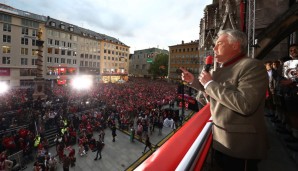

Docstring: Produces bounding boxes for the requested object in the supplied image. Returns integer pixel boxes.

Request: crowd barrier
[7,150,27,170]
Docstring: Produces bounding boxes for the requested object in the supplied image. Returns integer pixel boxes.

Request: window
[61,58,65,63]
[32,39,37,46]
[47,57,52,63]
[32,29,37,36]
[3,23,11,32]
[22,27,29,35]
[68,42,71,48]
[60,24,65,29]
[69,26,74,32]
[20,69,36,76]
[21,38,29,45]
[54,58,59,63]
[67,59,71,64]
[55,48,59,54]
[73,51,77,56]
[2,46,10,53]
[80,54,84,58]
[47,29,52,36]
[61,50,66,55]
[85,54,88,59]
[48,39,53,45]
[21,58,28,65]
[2,56,10,64]
[73,59,76,64]
[85,61,88,66]
[21,19,38,28]
[3,35,11,43]
[89,62,92,67]
[32,58,37,65]
[80,61,84,66]
[0,13,12,22]
[53,31,59,37]
[21,48,29,55]
[48,48,53,54]
[55,40,59,46]
[61,41,66,47]
[97,56,100,60]
[67,51,71,56]
[50,21,56,27]
[89,55,92,59]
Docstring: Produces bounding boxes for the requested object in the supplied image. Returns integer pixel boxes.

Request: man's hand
[180,67,194,84]
[199,71,213,87]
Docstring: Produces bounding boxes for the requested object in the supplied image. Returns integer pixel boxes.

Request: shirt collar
[222,53,245,67]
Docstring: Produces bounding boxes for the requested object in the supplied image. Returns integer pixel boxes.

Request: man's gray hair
[217,29,248,55]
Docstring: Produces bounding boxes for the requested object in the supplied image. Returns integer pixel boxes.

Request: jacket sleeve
[189,78,204,92]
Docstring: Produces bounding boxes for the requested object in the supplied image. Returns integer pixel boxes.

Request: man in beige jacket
[181,29,269,171]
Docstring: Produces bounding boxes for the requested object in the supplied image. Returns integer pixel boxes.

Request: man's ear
[232,42,240,50]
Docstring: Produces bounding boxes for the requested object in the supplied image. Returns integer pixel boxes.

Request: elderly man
[181,29,269,171]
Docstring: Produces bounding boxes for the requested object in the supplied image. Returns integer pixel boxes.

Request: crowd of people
[264,44,298,151]
[0,77,181,171]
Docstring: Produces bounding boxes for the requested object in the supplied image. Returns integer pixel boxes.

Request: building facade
[0,4,130,87]
[129,47,168,77]
[168,40,200,81]
[199,0,291,60]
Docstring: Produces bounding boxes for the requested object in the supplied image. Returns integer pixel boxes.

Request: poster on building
[0,68,10,76]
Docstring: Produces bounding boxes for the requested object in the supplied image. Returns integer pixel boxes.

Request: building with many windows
[0,3,130,87]
[168,40,200,82]
[129,47,168,77]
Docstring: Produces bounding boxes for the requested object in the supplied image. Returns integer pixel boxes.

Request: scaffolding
[247,0,256,58]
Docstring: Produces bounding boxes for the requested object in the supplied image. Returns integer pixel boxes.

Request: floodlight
[71,76,93,90]
[0,82,9,94]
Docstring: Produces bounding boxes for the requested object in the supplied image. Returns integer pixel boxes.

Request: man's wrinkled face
[213,34,239,63]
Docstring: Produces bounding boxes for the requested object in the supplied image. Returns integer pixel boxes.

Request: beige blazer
[192,57,269,159]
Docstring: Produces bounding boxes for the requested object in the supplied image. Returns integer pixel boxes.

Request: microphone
[204,55,213,72]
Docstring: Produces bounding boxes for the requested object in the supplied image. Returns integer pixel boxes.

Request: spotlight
[0,82,9,94]
[71,75,93,90]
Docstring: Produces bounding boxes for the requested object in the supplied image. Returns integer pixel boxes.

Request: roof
[0,3,47,22]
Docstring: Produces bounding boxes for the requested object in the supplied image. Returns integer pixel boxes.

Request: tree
[148,53,169,78]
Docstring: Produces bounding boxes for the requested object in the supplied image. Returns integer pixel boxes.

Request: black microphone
[204,55,213,72]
